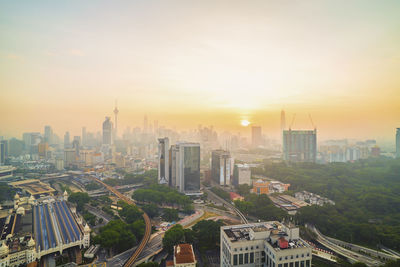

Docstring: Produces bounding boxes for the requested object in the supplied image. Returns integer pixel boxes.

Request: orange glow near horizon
[0,1,400,144]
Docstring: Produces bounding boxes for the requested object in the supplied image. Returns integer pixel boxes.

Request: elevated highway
[90,177,151,267]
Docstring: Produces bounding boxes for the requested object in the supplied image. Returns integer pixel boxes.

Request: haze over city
[1,0,400,145]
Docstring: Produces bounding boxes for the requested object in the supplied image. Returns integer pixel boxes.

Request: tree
[68,192,90,212]
[162,224,185,253]
[192,220,224,251]
[137,262,159,267]
[142,203,159,218]
[118,201,143,224]
[162,208,179,222]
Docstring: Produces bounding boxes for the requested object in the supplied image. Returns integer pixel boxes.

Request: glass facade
[283,130,317,163]
[183,146,200,192]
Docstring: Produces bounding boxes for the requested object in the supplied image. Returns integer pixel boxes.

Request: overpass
[89,177,151,267]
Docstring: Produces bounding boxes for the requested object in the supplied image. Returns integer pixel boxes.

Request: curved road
[90,176,151,267]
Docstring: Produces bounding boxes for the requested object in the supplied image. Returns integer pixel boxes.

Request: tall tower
[113,100,119,140]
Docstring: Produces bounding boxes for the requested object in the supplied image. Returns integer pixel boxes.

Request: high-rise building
[211,150,232,186]
[113,101,119,141]
[220,221,312,267]
[283,129,317,163]
[0,140,8,165]
[72,136,80,156]
[171,142,200,194]
[82,127,87,147]
[22,132,41,154]
[396,128,400,158]
[44,125,53,144]
[158,138,170,184]
[38,143,49,158]
[233,164,251,186]
[251,126,262,148]
[64,131,70,149]
[102,117,112,145]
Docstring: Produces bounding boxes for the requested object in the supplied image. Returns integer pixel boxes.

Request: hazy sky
[1,0,400,143]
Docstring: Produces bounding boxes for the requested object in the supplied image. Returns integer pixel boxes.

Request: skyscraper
[251,126,262,148]
[102,117,112,145]
[396,128,400,158]
[283,129,317,163]
[82,127,87,147]
[44,125,53,144]
[113,100,119,141]
[170,142,200,194]
[158,137,170,184]
[211,150,232,186]
[0,140,8,165]
[64,131,70,149]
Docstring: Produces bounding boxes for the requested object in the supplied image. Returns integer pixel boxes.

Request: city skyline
[1,1,400,144]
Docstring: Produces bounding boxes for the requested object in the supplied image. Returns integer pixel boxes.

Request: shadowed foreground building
[221,221,311,267]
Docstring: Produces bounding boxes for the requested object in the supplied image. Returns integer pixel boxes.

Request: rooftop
[174,243,196,264]
[223,222,309,251]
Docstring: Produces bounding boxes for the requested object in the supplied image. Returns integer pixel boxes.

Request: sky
[1,0,400,144]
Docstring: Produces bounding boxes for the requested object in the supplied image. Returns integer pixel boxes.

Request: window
[234,248,237,252]
[233,254,238,265]
[301,261,305,267]
[285,256,288,260]
[296,254,299,258]
[250,252,254,263]
[284,264,288,267]
[256,246,259,249]
[306,260,310,267]
[302,254,304,258]
[251,246,254,250]
[290,263,294,267]
[245,253,249,264]
[307,253,310,257]
[239,254,243,265]
[291,255,293,259]
[295,262,299,267]
[279,257,282,261]
[245,247,248,251]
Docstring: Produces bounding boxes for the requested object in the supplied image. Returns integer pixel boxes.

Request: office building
[283,129,317,163]
[44,125,53,144]
[72,136,80,156]
[396,128,400,158]
[64,131,70,149]
[64,149,77,168]
[22,132,41,154]
[233,164,251,186]
[102,117,112,145]
[82,127,87,147]
[221,221,311,267]
[0,166,15,180]
[170,142,200,194]
[38,142,49,158]
[211,150,232,186]
[169,145,179,188]
[0,140,8,165]
[158,138,170,184]
[252,126,262,148]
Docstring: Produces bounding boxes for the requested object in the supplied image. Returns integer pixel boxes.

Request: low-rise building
[252,179,270,195]
[233,164,251,186]
[221,221,312,267]
[167,243,197,267]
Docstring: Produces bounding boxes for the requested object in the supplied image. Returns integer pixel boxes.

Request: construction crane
[289,114,296,129]
[308,113,316,129]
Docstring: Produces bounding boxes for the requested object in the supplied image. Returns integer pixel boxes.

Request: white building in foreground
[221,221,311,267]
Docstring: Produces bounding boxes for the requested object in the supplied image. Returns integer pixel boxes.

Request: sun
[241,120,250,127]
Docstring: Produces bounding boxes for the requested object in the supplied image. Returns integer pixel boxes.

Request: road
[309,225,383,266]
[90,176,152,267]
[204,188,248,224]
